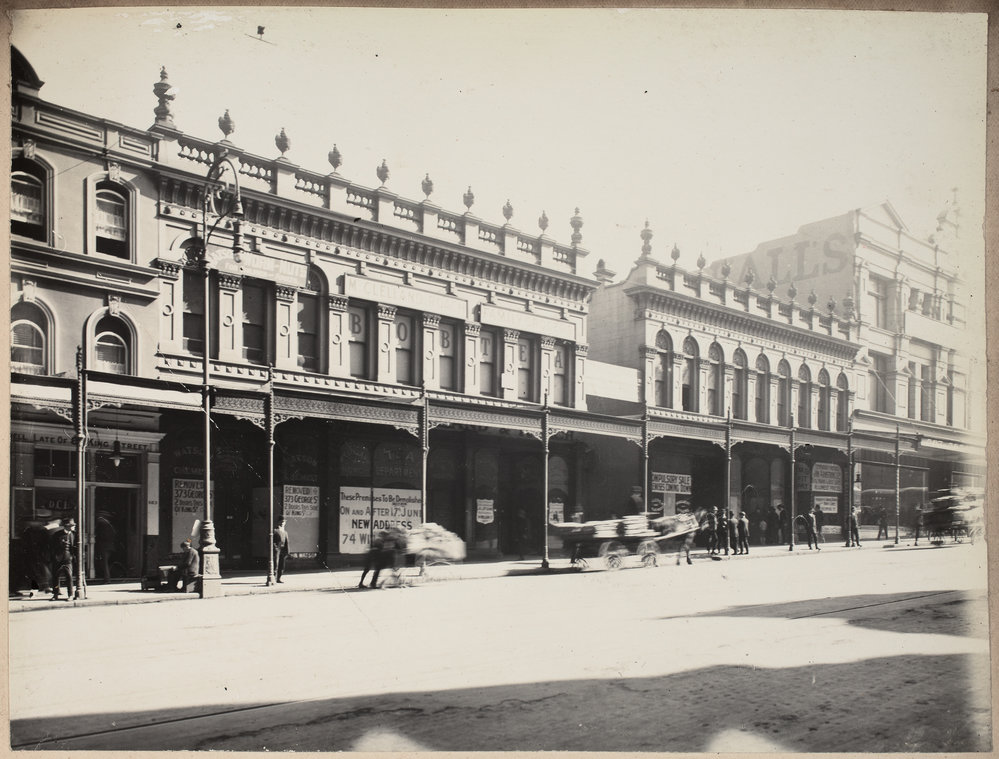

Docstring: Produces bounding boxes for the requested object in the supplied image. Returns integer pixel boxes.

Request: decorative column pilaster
[376,304,397,384]
[326,295,349,377]
[671,354,684,411]
[500,328,520,400]
[769,375,780,425]
[573,343,588,410]
[274,285,297,370]
[463,322,481,394]
[156,261,182,353]
[217,273,242,363]
[640,346,657,407]
[421,313,442,391]
[697,357,709,413]
[723,365,736,421]
[540,336,557,403]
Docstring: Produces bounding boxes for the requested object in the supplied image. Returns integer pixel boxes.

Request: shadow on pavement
[677,589,988,638]
[13,653,990,753]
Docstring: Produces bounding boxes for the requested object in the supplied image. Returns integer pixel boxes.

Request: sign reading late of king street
[705,212,856,308]
[206,247,309,288]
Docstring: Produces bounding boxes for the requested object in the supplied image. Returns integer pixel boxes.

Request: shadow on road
[13,651,990,753]
[674,589,988,638]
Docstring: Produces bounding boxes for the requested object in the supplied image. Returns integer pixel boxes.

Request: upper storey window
[868,275,890,330]
[297,268,325,373]
[654,330,673,409]
[11,159,46,241]
[10,302,48,375]
[681,337,699,412]
[94,315,130,374]
[732,349,748,420]
[95,183,129,258]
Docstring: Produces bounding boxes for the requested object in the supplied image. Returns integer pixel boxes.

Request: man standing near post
[50,517,77,601]
[273,517,290,583]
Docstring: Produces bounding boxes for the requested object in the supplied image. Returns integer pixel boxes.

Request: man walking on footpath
[736,512,750,555]
[847,506,862,547]
[50,517,77,601]
[812,504,825,544]
[273,517,290,583]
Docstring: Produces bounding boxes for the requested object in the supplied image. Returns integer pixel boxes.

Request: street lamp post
[788,413,796,551]
[895,424,902,545]
[541,392,551,570]
[73,346,87,600]
[195,150,244,598]
[724,410,732,556]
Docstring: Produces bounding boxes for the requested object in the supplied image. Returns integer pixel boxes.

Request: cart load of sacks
[404,522,467,561]
[551,512,699,540]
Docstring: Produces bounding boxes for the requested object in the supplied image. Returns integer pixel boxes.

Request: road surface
[9,541,991,752]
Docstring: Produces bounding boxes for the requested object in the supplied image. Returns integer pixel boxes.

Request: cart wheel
[598,540,626,570]
[638,539,660,568]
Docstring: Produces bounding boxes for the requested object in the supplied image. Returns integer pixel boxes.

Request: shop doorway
[93,486,141,579]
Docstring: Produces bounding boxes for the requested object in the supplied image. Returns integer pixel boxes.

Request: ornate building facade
[586,204,985,541]
[9,48,622,582]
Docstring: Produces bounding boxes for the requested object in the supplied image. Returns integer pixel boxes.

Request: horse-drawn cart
[552,512,701,570]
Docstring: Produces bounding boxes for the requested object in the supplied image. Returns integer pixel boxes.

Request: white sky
[11,7,988,282]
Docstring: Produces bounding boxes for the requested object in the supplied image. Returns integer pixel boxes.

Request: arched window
[817,368,831,431]
[777,359,791,426]
[11,158,46,241]
[682,336,699,412]
[836,373,850,431]
[654,330,673,408]
[95,182,129,258]
[94,314,130,374]
[10,301,47,375]
[797,364,812,428]
[754,354,770,424]
[707,343,724,416]
[297,267,325,373]
[732,349,748,420]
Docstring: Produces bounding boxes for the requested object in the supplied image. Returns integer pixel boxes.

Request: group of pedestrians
[703,507,751,555]
[701,503,839,555]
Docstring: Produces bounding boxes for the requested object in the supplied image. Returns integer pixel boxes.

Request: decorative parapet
[644,261,855,341]
[167,122,583,275]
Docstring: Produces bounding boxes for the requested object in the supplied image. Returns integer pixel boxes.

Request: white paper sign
[339,487,423,554]
[651,472,692,494]
[548,502,564,524]
[339,486,373,554]
[476,498,495,525]
[372,488,422,533]
[172,478,213,549]
[811,463,843,493]
[814,495,839,513]
[283,485,320,556]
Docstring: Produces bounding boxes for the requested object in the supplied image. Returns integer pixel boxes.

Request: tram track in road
[787,589,963,620]
[11,698,296,750]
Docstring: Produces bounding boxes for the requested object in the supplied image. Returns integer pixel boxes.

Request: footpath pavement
[8,527,925,613]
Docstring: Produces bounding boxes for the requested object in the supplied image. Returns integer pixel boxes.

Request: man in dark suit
[273,517,290,583]
[50,517,77,601]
